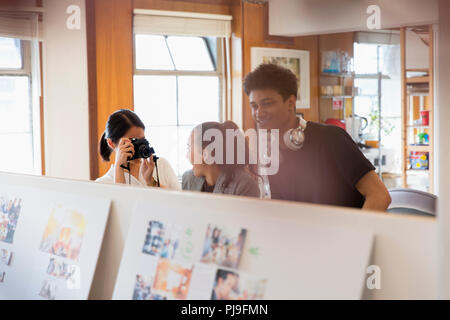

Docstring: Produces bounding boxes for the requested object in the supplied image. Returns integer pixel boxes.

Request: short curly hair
[243,63,298,100]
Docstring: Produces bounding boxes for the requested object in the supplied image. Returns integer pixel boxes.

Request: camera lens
[139,144,152,159]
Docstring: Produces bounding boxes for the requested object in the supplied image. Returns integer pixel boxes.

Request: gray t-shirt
[182,169,260,198]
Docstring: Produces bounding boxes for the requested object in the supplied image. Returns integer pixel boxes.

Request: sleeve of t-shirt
[325,126,376,188]
[235,175,261,198]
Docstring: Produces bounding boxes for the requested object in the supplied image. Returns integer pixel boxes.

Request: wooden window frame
[0,39,44,175]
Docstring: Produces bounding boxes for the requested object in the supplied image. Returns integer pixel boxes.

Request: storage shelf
[320,72,354,78]
[406,76,429,84]
[320,95,354,99]
[354,73,390,80]
[401,25,434,193]
[407,92,430,97]
[407,169,430,174]
[406,68,429,73]
[407,124,430,129]
[407,145,431,152]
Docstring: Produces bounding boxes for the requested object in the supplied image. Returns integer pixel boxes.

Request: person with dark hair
[182,121,260,198]
[96,109,180,189]
[243,63,391,211]
[211,270,238,300]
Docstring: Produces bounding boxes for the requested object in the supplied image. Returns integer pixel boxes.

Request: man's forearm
[363,193,391,212]
[356,170,392,212]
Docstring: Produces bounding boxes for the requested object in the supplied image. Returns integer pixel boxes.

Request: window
[354,42,401,173]
[0,37,41,175]
[133,34,223,177]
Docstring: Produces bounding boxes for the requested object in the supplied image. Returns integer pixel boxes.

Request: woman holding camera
[182,121,260,198]
[96,109,180,190]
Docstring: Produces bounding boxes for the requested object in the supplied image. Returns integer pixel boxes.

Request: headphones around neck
[283,116,307,151]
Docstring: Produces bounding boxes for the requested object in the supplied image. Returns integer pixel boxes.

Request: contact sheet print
[0,184,110,300]
[113,202,268,301]
[0,196,21,286]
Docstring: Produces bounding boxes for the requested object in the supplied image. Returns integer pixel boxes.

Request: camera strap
[154,157,160,187]
[120,162,132,184]
[120,158,160,187]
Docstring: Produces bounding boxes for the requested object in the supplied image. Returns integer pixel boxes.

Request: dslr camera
[129,138,158,161]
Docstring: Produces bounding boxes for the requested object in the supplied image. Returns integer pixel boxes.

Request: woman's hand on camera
[115,138,134,168]
[140,155,156,186]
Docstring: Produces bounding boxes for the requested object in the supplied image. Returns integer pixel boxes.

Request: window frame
[132,33,226,177]
[0,39,30,74]
[353,41,402,175]
[133,34,225,122]
[0,39,42,175]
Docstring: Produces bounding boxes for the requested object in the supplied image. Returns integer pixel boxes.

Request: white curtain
[133,9,232,37]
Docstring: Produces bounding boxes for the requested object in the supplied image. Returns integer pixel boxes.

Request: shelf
[407,169,430,174]
[406,76,429,84]
[382,172,402,179]
[407,124,430,129]
[320,95,354,99]
[356,94,383,98]
[354,73,391,80]
[406,68,429,73]
[320,72,354,78]
[401,25,434,193]
[407,145,431,152]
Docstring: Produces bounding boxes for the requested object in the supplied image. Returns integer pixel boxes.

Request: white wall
[269,0,438,36]
[42,0,90,180]
[437,0,450,299]
[406,29,429,69]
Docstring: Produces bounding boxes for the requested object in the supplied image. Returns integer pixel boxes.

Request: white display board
[0,172,438,299]
[0,183,110,300]
[113,200,373,300]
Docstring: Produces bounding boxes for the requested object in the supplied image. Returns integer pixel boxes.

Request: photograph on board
[46,257,78,281]
[39,206,87,261]
[0,197,22,244]
[142,220,181,259]
[151,258,193,300]
[201,225,247,269]
[132,274,166,300]
[0,248,13,266]
[211,269,267,300]
[142,220,194,262]
[38,279,57,300]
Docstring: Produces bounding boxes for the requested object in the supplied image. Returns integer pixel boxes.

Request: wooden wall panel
[133,0,231,14]
[87,0,134,179]
[241,2,320,130]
